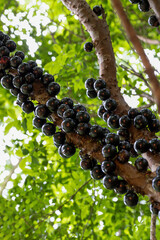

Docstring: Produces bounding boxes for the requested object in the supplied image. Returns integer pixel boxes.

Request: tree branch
[148,0,160,23]
[138,35,160,45]
[150,213,157,240]
[111,0,160,113]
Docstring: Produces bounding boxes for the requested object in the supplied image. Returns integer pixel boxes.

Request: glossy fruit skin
[63,109,76,119]
[10,56,22,68]
[0,46,10,57]
[124,191,138,207]
[156,166,160,176]
[25,73,35,84]
[103,98,117,112]
[17,92,28,103]
[80,157,97,170]
[90,165,105,180]
[118,141,131,151]
[42,123,56,136]
[149,138,160,152]
[140,108,152,120]
[61,118,76,133]
[134,138,149,154]
[53,132,66,146]
[94,79,106,91]
[93,5,102,16]
[119,115,131,128]
[97,88,111,101]
[130,144,138,158]
[13,76,25,89]
[0,56,10,69]
[115,180,127,194]
[15,51,25,60]
[47,82,60,96]
[61,143,76,158]
[58,145,67,158]
[5,40,16,52]
[107,115,120,129]
[89,125,103,138]
[138,0,150,12]
[86,89,97,98]
[150,204,159,215]
[85,78,96,90]
[76,122,90,135]
[152,177,160,192]
[57,104,70,118]
[42,73,54,85]
[105,133,119,146]
[118,150,130,163]
[102,144,117,158]
[28,60,37,69]
[18,62,30,75]
[21,101,34,114]
[61,97,74,108]
[76,111,90,123]
[134,115,147,129]
[128,108,139,119]
[46,97,60,112]
[35,104,50,119]
[103,174,118,189]
[148,15,160,27]
[1,74,13,89]
[20,83,33,95]
[97,105,106,118]
[33,117,46,129]
[101,160,116,174]
[129,0,140,3]
[117,128,129,140]
[148,119,160,132]
[10,88,20,97]
[135,157,148,172]
[32,66,43,78]
[73,104,86,113]
[84,42,93,52]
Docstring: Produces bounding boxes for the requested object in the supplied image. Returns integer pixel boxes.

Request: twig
[138,36,160,45]
[111,0,160,113]
[150,213,157,240]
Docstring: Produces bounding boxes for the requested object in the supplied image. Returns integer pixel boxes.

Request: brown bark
[111,0,160,114]
[148,0,160,23]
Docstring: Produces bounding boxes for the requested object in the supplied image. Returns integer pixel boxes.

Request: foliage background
[0,0,160,239]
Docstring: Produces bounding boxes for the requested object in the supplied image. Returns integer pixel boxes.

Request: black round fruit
[134,115,147,129]
[20,83,33,95]
[10,88,20,97]
[134,138,149,154]
[18,62,30,75]
[15,51,25,60]
[102,144,117,158]
[138,0,150,12]
[76,122,90,135]
[118,141,131,151]
[32,66,43,78]
[73,104,86,113]
[93,5,102,16]
[152,177,160,192]
[128,108,139,119]
[149,138,160,153]
[86,89,97,98]
[61,118,76,133]
[90,165,105,180]
[25,73,35,84]
[97,105,106,118]
[57,104,70,118]
[89,125,103,138]
[156,166,160,176]
[1,74,13,89]
[42,123,56,136]
[41,74,54,85]
[103,174,118,189]
[61,97,74,108]
[61,143,76,158]
[97,88,110,101]
[105,133,119,146]
[10,56,22,68]
[13,76,25,89]
[119,115,131,128]
[140,108,152,121]
[85,78,96,90]
[63,109,76,119]
[21,101,34,114]
[107,114,120,129]
[94,79,106,91]
[148,15,160,27]
[0,46,10,57]
[135,157,148,172]
[27,60,37,69]
[17,92,28,103]
[53,132,66,146]
[35,104,50,119]
[118,150,130,163]
[5,40,16,52]
[76,111,90,123]
[124,191,138,207]
[117,128,129,140]
[84,42,93,52]
[102,111,111,122]
[148,119,160,132]
[46,97,60,112]
[47,82,60,96]
[33,117,46,129]
[80,157,97,170]
[0,56,10,69]
[129,0,140,3]
[115,180,127,194]
[101,160,116,174]
[103,98,117,112]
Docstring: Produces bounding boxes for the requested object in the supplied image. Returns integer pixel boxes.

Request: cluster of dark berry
[129,0,160,27]
[0,30,160,213]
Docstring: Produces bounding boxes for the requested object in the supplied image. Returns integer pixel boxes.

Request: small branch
[138,36,160,45]
[150,213,157,240]
[111,0,160,113]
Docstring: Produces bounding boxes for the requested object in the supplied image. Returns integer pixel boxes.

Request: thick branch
[148,0,160,23]
[150,214,157,240]
[111,0,160,113]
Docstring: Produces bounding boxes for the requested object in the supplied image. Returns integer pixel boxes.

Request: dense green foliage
[0,0,160,239]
